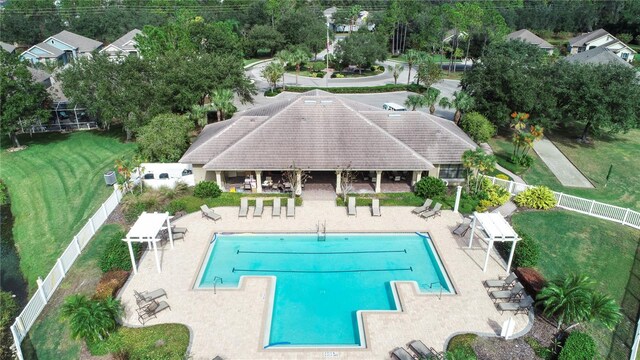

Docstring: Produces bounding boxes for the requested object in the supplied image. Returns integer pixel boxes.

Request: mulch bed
[471,312,558,360]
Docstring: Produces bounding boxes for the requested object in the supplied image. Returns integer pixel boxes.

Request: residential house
[20,30,103,65]
[324,7,374,33]
[564,47,632,68]
[568,28,636,63]
[100,29,142,60]
[442,29,468,44]
[180,90,477,194]
[0,41,16,54]
[506,29,554,55]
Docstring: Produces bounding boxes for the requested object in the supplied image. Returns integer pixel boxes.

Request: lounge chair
[490,283,524,302]
[497,296,535,315]
[254,198,264,217]
[348,197,357,216]
[286,198,295,218]
[137,300,171,325]
[391,347,413,360]
[272,197,281,217]
[408,340,442,359]
[420,203,442,219]
[239,198,248,218]
[412,199,433,214]
[200,205,221,222]
[171,226,188,234]
[452,218,472,236]
[484,272,518,290]
[371,199,381,216]
[133,288,167,306]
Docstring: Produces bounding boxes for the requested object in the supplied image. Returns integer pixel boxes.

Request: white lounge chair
[490,283,524,303]
[391,347,413,360]
[347,197,356,216]
[484,272,518,290]
[420,203,442,219]
[239,198,248,218]
[254,198,264,217]
[497,296,535,314]
[272,197,281,217]
[286,198,295,217]
[371,199,381,216]
[453,217,472,236]
[200,205,221,222]
[408,340,441,359]
[412,199,433,214]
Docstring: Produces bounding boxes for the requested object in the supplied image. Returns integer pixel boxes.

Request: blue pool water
[197,233,453,347]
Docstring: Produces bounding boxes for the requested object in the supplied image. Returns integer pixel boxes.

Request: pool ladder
[317,221,327,241]
[213,276,223,295]
[426,282,443,300]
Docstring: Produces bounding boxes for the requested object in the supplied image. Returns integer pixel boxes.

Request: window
[588,45,596,50]
[621,53,629,60]
[439,164,464,179]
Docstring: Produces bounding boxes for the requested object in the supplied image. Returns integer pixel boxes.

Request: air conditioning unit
[104,171,117,186]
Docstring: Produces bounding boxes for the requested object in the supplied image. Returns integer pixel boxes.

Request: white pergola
[123,212,173,274]
[467,212,520,273]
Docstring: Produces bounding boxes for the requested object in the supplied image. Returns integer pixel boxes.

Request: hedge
[266,84,429,96]
[99,229,141,273]
[558,331,596,360]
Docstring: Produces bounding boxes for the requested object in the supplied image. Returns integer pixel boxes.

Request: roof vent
[304,100,317,104]
[320,100,333,104]
[388,114,402,117]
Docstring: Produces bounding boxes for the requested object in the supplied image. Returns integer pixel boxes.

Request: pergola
[467,212,520,273]
[123,212,173,274]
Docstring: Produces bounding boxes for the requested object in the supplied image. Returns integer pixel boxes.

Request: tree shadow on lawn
[3,132,71,150]
[546,125,631,149]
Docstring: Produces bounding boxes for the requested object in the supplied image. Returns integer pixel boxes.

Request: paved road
[532,137,593,188]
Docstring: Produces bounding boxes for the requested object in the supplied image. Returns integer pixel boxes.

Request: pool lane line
[232,267,413,273]
[236,249,407,255]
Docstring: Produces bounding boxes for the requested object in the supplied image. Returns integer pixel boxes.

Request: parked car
[382,103,407,111]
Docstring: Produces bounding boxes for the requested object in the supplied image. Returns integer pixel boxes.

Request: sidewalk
[532,137,593,188]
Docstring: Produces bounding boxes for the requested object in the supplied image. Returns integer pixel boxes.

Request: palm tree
[275,49,292,90]
[404,94,427,111]
[210,88,236,122]
[289,47,310,85]
[405,49,419,84]
[438,90,475,124]
[261,61,285,92]
[424,87,440,115]
[61,294,123,342]
[348,5,363,34]
[188,104,214,128]
[387,63,404,84]
[412,51,431,86]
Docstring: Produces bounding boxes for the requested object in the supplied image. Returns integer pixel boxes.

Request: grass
[334,191,479,215]
[394,53,448,63]
[447,333,478,358]
[178,192,302,212]
[27,224,190,359]
[487,129,640,209]
[511,210,640,356]
[0,131,136,292]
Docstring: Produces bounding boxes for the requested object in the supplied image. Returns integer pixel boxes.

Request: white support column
[215,171,224,191]
[411,171,422,186]
[127,240,137,274]
[152,239,161,273]
[506,240,517,274]
[166,214,173,249]
[375,171,382,193]
[256,171,262,193]
[335,171,342,194]
[483,240,494,272]
[453,185,462,213]
[295,170,302,195]
[468,215,477,248]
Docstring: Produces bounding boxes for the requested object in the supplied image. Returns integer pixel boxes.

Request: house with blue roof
[20,30,103,65]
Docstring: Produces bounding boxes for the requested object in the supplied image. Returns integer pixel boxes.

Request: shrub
[123,201,145,224]
[511,154,534,168]
[497,232,540,268]
[514,186,557,210]
[414,176,446,199]
[166,199,187,215]
[336,73,345,78]
[460,112,496,143]
[94,270,130,300]
[137,113,194,162]
[99,229,141,273]
[284,84,429,94]
[558,332,596,360]
[0,291,18,357]
[61,295,123,343]
[193,181,221,199]
[496,174,510,181]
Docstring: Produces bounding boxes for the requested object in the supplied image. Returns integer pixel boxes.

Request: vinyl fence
[10,187,122,360]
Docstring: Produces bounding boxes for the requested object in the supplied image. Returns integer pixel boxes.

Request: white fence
[485,175,640,230]
[10,187,122,360]
[632,318,640,360]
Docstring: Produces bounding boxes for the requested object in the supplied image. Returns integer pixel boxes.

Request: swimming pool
[196,232,453,348]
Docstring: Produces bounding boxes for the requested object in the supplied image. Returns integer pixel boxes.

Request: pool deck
[119,200,530,359]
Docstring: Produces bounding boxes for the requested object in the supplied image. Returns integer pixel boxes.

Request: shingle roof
[30,42,65,57]
[27,67,51,84]
[564,47,632,67]
[506,29,553,49]
[0,41,16,53]
[180,91,477,171]
[110,29,142,52]
[50,30,102,53]
[568,28,609,47]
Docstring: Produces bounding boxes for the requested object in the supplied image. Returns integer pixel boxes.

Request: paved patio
[119,200,530,360]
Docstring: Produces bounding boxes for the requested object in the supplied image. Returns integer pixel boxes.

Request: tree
[338,167,356,202]
[537,274,622,331]
[334,30,387,73]
[460,112,496,143]
[275,50,292,90]
[347,5,363,34]
[262,61,285,92]
[404,95,427,111]
[282,163,311,197]
[61,294,123,342]
[510,112,544,166]
[288,47,311,85]
[461,148,496,194]
[439,91,475,124]
[245,25,285,57]
[404,49,420,85]
[188,104,214,128]
[387,63,404,84]
[0,51,51,147]
[210,88,236,122]
[423,87,441,115]
[0,0,63,45]
[414,56,443,88]
[137,114,194,163]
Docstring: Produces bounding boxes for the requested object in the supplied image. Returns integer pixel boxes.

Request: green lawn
[512,210,640,356]
[487,129,640,209]
[0,131,136,292]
